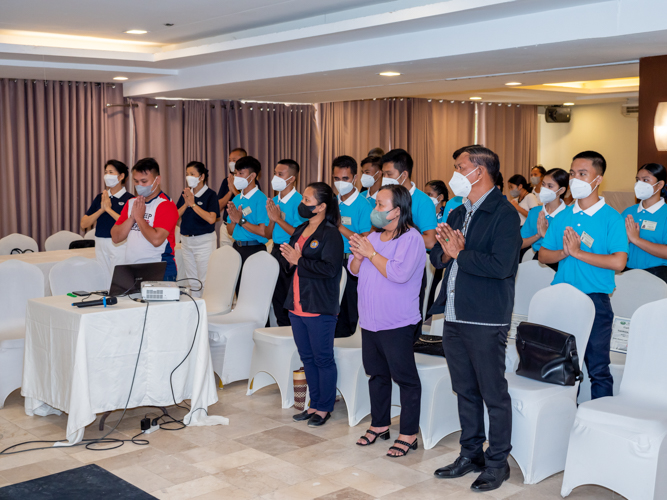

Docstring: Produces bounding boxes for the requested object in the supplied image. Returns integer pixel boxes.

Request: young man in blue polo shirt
[218,148,247,247]
[226,156,270,294]
[540,151,628,400]
[266,159,307,326]
[359,155,383,208]
[334,155,373,337]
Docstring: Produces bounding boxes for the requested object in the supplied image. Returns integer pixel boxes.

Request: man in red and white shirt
[111,157,179,280]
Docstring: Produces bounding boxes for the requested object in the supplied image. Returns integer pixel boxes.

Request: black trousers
[270,245,291,327]
[362,324,422,435]
[335,264,358,338]
[232,241,266,295]
[443,321,512,469]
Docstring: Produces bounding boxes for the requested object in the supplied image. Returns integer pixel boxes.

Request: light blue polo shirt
[542,198,628,295]
[272,189,306,245]
[227,186,270,243]
[339,189,373,254]
[621,199,667,269]
[364,189,377,209]
[521,201,567,251]
[410,184,438,234]
[443,196,464,221]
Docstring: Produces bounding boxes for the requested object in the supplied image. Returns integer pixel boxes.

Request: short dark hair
[508,174,530,192]
[278,159,300,176]
[186,160,208,183]
[545,168,570,199]
[425,180,449,203]
[360,156,382,169]
[307,182,341,226]
[573,150,606,175]
[381,149,413,178]
[105,159,129,183]
[235,156,261,176]
[132,157,160,176]
[368,147,385,157]
[379,184,418,238]
[231,148,247,157]
[332,155,358,175]
[531,165,547,176]
[453,144,483,160]
[458,145,500,179]
[495,171,504,192]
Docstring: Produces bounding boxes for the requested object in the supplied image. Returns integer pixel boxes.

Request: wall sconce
[654,102,667,151]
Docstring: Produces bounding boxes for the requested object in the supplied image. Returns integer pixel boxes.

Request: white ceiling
[1,0,666,105]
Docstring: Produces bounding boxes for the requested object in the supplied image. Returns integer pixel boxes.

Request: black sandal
[356,429,390,446]
[387,438,418,457]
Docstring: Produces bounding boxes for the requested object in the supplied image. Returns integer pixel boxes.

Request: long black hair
[307,182,341,226]
[425,180,449,203]
[638,163,667,199]
[186,161,208,183]
[508,174,531,193]
[544,168,569,199]
[378,184,418,239]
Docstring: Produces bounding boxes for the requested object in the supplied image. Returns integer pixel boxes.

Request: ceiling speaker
[545,106,571,123]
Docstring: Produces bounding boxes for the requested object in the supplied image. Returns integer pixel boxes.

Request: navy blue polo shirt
[86,188,134,238]
[176,185,220,236]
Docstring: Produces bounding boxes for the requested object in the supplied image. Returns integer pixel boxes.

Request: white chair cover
[246,271,347,408]
[521,247,536,263]
[427,281,444,337]
[208,251,279,385]
[0,260,44,407]
[0,233,39,255]
[49,257,108,296]
[84,229,96,240]
[44,230,83,251]
[505,283,595,484]
[174,225,181,245]
[203,246,242,316]
[562,298,667,500]
[422,257,435,320]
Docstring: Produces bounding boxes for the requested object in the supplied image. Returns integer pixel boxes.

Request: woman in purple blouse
[348,184,426,458]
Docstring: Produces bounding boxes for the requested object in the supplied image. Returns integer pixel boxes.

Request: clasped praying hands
[435,222,465,260]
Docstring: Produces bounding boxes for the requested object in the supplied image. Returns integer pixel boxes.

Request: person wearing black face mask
[281,182,344,428]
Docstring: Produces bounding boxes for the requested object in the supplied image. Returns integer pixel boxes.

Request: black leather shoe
[307,412,331,427]
[470,464,510,492]
[434,455,485,479]
[292,410,314,422]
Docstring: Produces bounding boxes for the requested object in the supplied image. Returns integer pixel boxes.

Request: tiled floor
[0,383,625,499]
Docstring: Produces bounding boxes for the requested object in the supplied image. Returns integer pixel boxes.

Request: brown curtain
[0,79,128,248]
[478,103,538,181]
[203,101,230,195]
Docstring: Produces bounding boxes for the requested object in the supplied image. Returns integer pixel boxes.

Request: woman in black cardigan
[280,182,344,427]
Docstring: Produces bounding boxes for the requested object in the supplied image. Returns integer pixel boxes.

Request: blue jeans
[585,293,614,399]
[289,313,338,412]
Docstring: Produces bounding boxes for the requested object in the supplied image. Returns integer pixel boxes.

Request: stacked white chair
[0,233,39,255]
[0,261,44,407]
[84,229,96,240]
[421,257,435,321]
[44,230,83,251]
[203,246,242,316]
[521,247,536,263]
[578,269,667,403]
[208,251,279,385]
[247,271,347,408]
[49,257,108,296]
[562,298,667,500]
[505,283,595,484]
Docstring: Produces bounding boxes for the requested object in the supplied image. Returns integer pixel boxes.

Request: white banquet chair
[562,298,667,500]
[208,251,279,385]
[247,271,347,408]
[0,233,39,255]
[44,230,83,251]
[504,283,595,484]
[521,247,535,263]
[174,225,182,245]
[203,246,242,316]
[49,257,108,296]
[0,260,44,408]
[421,258,435,321]
[84,229,96,240]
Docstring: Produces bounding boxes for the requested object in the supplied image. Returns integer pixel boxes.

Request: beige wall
[537,102,638,193]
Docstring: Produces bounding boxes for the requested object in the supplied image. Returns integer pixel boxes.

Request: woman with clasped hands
[348,184,426,457]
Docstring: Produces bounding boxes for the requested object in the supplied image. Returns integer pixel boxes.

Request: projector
[141,281,181,301]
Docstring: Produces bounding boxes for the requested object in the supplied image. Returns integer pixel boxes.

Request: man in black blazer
[429,145,522,493]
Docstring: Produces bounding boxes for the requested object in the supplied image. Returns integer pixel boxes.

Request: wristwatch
[239,217,247,226]
[369,251,378,261]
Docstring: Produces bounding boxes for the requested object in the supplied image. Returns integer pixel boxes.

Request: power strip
[140,417,160,434]
[144,423,160,434]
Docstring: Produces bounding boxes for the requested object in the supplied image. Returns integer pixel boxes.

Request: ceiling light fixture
[505,82,522,86]
[563,102,575,106]
[470,97,482,100]
[113,76,128,81]
[379,72,401,77]
[124,30,148,35]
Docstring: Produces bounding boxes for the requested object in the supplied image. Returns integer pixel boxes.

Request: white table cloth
[22,295,226,445]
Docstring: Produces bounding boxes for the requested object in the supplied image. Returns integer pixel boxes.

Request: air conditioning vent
[621,104,639,117]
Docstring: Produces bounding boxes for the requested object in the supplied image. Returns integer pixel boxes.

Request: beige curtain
[203,101,230,195]
[0,79,128,247]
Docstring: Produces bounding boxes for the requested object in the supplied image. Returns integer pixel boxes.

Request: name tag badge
[641,220,658,231]
[119,201,125,206]
[281,211,286,220]
[242,206,252,217]
[341,216,352,226]
[197,201,203,206]
[581,231,594,248]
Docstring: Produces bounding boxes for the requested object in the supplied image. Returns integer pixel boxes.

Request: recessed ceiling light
[379,72,401,77]
[470,97,482,100]
[563,102,575,106]
[505,82,522,86]
[113,76,128,81]
[124,30,148,35]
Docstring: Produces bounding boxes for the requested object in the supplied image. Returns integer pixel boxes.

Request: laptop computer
[108,262,168,297]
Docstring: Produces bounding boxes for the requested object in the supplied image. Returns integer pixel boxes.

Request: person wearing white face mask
[520,168,569,269]
[217,148,248,247]
[621,163,667,283]
[81,160,134,283]
[176,161,220,297]
[332,155,373,337]
[265,159,307,326]
[359,155,383,208]
[424,180,450,223]
[507,174,539,225]
[540,151,628,401]
[529,165,547,200]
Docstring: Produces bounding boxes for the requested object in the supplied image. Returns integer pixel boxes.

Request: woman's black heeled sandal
[356,429,390,446]
[387,438,418,457]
